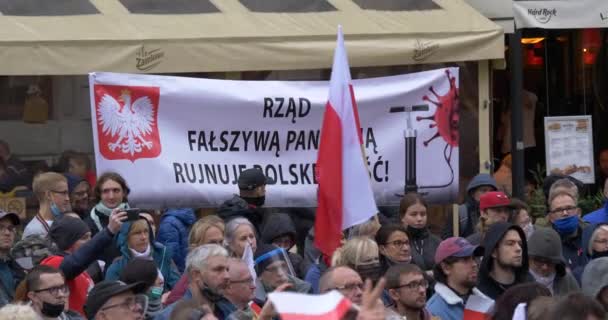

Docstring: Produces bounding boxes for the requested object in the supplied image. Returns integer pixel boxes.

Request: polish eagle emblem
[97,89,155,156]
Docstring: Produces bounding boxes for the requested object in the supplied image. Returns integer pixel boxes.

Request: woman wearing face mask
[399,193,440,271]
[510,198,535,239]
[120,258,166,319]
[261,213,310,278]
[84,172,130,265]
[105,218,180,293]
[224,218,257,258]
[583,224,608,260]
[332,236,382,283]
[165,215,226,306]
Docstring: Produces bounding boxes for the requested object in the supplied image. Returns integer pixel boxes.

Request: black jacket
[477,222,531,300]
[84,209,121,266]
[261,213,310,278]
[59,227,115,280]
[409,227,441,271]
[217,195,265,234]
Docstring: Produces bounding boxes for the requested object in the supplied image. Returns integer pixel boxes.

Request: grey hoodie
[582,257,608,299]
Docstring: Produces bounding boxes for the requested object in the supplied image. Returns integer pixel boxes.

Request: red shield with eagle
[93,84,161,162]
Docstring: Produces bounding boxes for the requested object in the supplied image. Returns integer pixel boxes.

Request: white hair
[186,244,228,272]
[0,304,40,320]
[224,217,256,246]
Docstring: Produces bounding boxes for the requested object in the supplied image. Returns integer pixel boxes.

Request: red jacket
[42,256,94,317]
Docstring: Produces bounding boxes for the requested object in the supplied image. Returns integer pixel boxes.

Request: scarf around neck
[90,202,128,232]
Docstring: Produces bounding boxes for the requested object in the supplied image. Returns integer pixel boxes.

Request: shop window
[0,0,98,16]
[0,76,53,121]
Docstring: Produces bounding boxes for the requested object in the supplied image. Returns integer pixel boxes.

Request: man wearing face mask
[253,244,311,306]
[156,244,234,320]
[261,213,310,278]
[24,172,72,238]
[527,227,580,296]
[26,265,83,320]
[217,168,275,234]
[547,188,590,272]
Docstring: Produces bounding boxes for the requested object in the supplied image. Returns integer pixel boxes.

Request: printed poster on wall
[89,68,460,208]
[544,115,595,184]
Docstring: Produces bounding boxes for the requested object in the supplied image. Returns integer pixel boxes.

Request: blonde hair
[188,215,225,249]
[347,216,381,239]
[128,219,149,237]
[331,236,379,268]
[0,303,40,320]
[588,225,608,256]
[32,172,66,202]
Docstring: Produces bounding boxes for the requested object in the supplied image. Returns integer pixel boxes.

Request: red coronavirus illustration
[417,69,459,148]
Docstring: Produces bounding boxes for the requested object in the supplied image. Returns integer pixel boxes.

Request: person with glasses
[385,264,433,320]
[42,214,125,317]
[165,215,226,306]
[84,280,147,320]
[224,259,256,317]
[427,237,487,320]
[24,172,71,238]
[63,173,91,221]
[547,183,590,271]
[375,225,412,277]
[0,210,22,308]
[527,227,580,296]
[319,266,365,306]
[25,265,82,319]
[584,224,608,260]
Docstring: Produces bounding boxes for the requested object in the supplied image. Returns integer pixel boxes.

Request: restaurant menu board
[544,116,595,184]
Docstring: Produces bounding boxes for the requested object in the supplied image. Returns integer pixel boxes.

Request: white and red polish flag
[463,294,494,320]
[268,290,352,320]
[314,26,378,257]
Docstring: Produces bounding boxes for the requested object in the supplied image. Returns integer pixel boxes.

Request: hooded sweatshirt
[477,222,531,300]
[217,195,265,233]
[442,174,497,239]
[581,257,608,301]
[156,208,196,273]
[104,219,180,291]
[260,213,310,278]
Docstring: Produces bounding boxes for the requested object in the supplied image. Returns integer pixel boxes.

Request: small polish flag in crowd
[267,290,352,320]
[314,25,378,258]
[463,294,494,320]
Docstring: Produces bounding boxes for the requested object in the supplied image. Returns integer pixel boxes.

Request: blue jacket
[156,208,196,273]
[584,201,608,224]
[0,259,22,307]
[105,220,180,291]
[427,283,491,320]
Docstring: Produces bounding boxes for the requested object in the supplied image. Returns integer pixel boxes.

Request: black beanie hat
[49,216,90,251]
[254,243,287,275]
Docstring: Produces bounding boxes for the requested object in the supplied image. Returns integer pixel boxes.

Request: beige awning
[0,0,504,75]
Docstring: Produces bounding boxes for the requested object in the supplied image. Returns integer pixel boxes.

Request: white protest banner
[89,68,459,208]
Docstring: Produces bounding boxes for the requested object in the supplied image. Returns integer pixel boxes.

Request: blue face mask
[553,215,578,236]
[50,202,63,218]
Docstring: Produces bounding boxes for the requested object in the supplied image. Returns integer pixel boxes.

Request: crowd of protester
[1,144,608,320]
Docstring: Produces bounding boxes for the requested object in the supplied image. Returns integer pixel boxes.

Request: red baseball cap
[435,237,484,264]
[479,191,513,211]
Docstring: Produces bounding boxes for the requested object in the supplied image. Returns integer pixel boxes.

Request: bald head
[319,266,364,305]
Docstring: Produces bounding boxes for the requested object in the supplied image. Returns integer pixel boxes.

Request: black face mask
[242,196,265,207]
[406,225,427,239]
[592,250,608,260]
[41,301,65,318]
[354,263,382,283]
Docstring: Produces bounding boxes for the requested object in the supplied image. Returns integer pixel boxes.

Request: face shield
[254,248,295,290]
